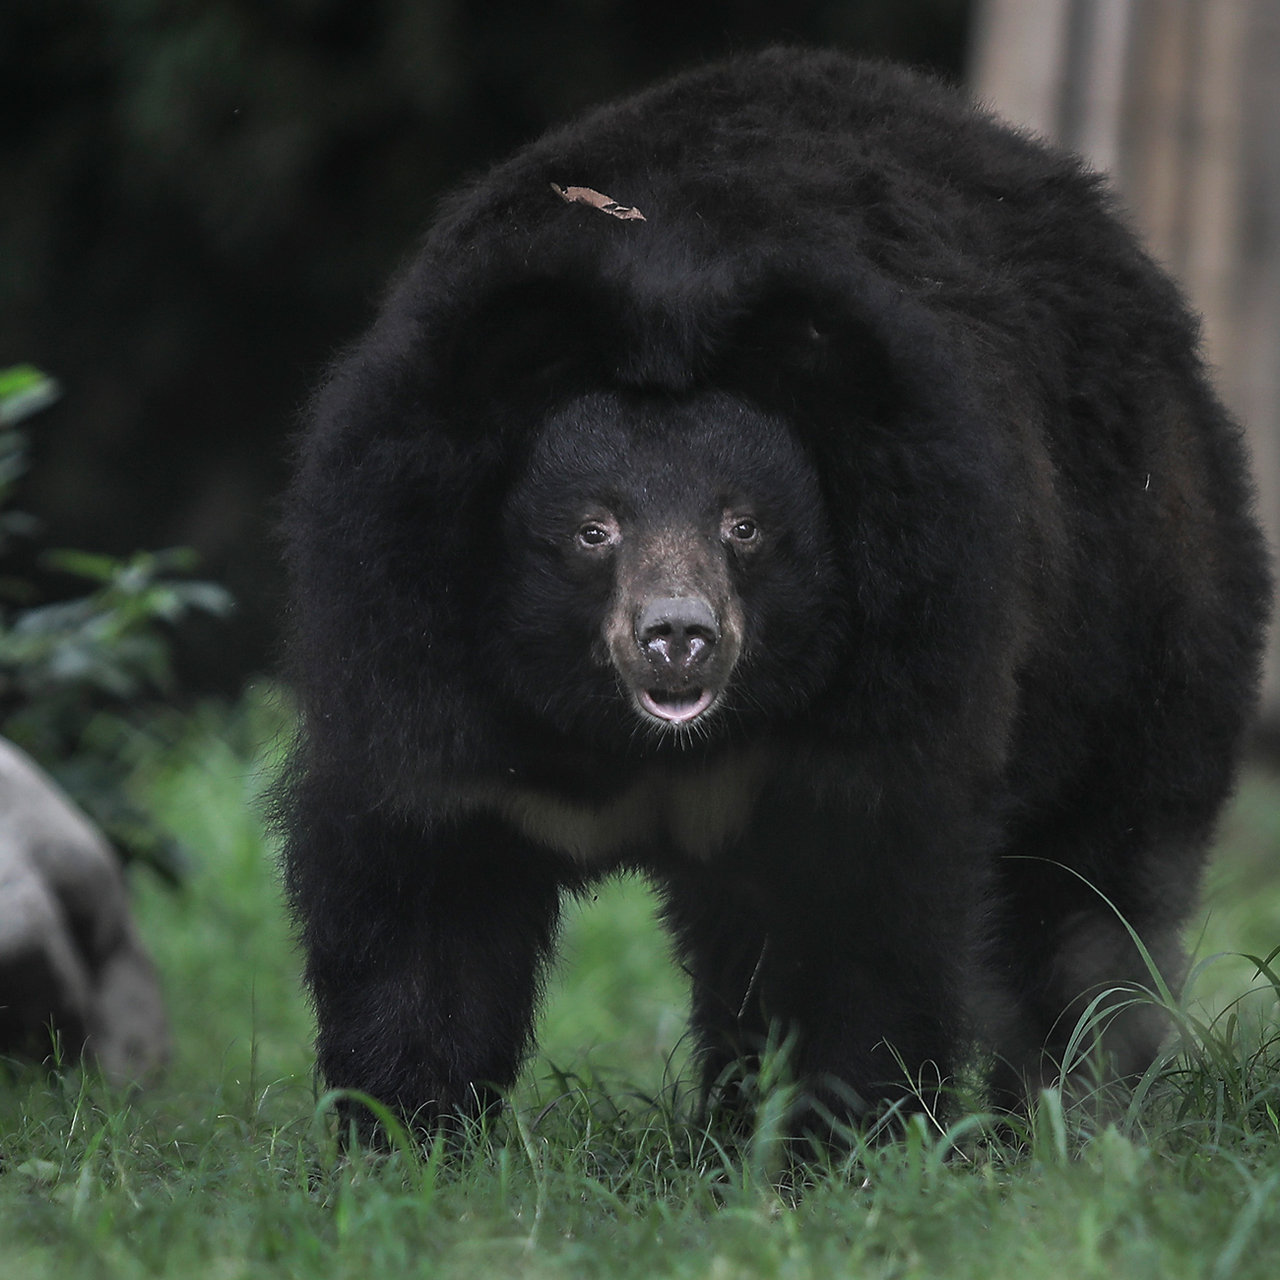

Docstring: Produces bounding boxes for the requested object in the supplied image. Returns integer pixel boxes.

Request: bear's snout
[635,596,720,674]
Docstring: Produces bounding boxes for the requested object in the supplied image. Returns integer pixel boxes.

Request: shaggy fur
[280,48,1271,1133]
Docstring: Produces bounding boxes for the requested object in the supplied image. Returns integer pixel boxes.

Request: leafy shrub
[0,365,233,882]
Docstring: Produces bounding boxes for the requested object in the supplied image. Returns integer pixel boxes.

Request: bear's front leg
[658,774,988,1136]
[284,788,565,1137]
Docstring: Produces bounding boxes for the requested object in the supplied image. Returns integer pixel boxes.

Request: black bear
[280,48,1271,1134]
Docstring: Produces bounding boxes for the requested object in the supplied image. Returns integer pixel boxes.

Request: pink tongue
[639,688,714,723]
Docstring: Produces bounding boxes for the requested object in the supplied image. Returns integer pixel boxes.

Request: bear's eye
[726,517,759,543]
[577,522,614,548]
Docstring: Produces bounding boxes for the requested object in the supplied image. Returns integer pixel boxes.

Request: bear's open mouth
[638,687,716,724]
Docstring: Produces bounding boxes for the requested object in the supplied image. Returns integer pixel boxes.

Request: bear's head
[291,253,1011,789]
[492,387,843,750]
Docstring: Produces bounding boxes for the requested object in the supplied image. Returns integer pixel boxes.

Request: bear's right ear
[438,279,614,424]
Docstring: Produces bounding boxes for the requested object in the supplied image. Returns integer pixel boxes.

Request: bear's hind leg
[986,829,1200,1108]
[652,867,776,1126]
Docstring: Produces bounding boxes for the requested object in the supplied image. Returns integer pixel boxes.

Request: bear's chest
[465,748,773,864]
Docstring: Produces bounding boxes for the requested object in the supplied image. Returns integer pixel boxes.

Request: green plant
[0,365,233,882]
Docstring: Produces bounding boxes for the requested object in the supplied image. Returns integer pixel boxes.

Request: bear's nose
[635,597,720,672]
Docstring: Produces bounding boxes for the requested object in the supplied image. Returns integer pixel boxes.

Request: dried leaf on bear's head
[550,184,646,220]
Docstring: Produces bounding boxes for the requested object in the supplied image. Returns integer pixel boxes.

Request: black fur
[280,49,1271,1133]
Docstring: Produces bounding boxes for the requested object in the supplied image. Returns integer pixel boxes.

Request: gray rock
[0,738,169,1082]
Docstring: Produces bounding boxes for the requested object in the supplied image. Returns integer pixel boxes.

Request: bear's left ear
[437,278,615,428]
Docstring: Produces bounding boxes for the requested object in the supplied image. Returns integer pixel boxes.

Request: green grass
[2,686,1279,1278]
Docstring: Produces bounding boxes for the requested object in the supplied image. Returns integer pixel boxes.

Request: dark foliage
[0,368,233,882]
[280,49,1270,1138]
